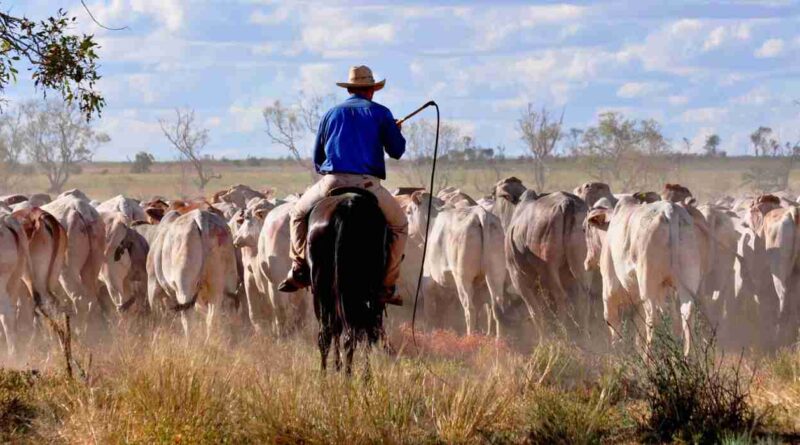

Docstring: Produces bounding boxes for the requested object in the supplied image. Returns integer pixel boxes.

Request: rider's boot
[278,262,311,292]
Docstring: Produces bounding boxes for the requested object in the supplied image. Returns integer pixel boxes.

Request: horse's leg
[333,333,342,372]
[318,325,332,372]
[344,330,356,376]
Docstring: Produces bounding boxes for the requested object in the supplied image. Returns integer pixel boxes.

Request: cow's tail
[194,211,238,300]
[5,216,31,297]
[475,207,490,270]
[505,224,541,298]
[772,206,800,314]
[666,205,682,290]
[40,211,67,301]
[105,217,128,260]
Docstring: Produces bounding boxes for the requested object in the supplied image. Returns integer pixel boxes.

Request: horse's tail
[331,193,387,334]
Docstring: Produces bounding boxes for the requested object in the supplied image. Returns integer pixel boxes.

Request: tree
[749,126,779,157]
[160,108,219,191]
[517,103,563,190]
[743,125,798,192]
[130,151,155,173]
[22,100,108,193]
[263,100,304,166]
[0,7,104,119]
[400,118,466,190]
[703,134,720,157]
[263,94,334,181]
[0,105,25,192]
[574,112,671,190]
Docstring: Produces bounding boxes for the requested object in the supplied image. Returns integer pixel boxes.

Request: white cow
[147,208,239,339]
[585,196,701,354]
[410,195,505,338]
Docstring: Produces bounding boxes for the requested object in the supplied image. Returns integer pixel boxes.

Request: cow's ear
[411,190,425,205]
[145,207,164,223]
[587,209,609,228]
[254,207,270,219]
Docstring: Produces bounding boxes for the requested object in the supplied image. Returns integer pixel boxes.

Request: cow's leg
[485,270,505,340]
[0,284,16,357]
[544,264,570,331]
[603,285,626,348]
[244,273,263,334]
[205,303,216,343]
[180,311,190,342]
[59,266,88,321]
[454,279,476,336]
[678,294,694,355]
[421,277,440,331]
[81,259,106,327]
[639,299,655,348]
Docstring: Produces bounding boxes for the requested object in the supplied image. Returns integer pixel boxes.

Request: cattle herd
[0,178,798,359]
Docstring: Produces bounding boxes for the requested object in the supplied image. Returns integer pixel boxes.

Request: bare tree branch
[517,103,564,191]
[22,100,106,193]
[159,108,219,192]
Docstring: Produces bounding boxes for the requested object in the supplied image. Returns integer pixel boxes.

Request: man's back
[314,94,405,180]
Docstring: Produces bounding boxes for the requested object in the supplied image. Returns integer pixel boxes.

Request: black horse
[307,187,388,375]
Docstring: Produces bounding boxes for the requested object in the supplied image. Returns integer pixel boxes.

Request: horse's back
[308,190,387,333]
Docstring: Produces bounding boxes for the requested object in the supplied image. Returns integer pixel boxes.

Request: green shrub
[0,370,38,441]
[629,319,762,444]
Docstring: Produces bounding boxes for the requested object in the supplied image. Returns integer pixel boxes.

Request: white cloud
[624,19,758,75]
[703,23,751,51]
[81,0,184,33]
[731,86,771,105]
[93,109,168,160]
[130,0,183,31]
[228,103,266,134]
[249,5,399,58]
[616,81,668,99]
[249,6,291,26]
[296,63,336,95]
[667,95,689,106]
[755,38,784,58]
[680,107,729,124]
[462,4,587,50]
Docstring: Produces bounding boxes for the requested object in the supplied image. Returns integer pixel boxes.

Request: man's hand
[395,119,402,130]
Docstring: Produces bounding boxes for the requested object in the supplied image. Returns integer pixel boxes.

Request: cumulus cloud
[703,23,751,51]
[80,0,184,33]
[754,38,784,58]
[296,63,336,95]
[667,95,689,106]
[616,82,668,99]
[459,4,587,50]
[623,19,757,75]
[731,86,772,105]
[680,107,729,124]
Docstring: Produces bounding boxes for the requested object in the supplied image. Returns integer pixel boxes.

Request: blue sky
[6,0,800,160]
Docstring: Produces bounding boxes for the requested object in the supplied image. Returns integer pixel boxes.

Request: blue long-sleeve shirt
[313,94,406,179]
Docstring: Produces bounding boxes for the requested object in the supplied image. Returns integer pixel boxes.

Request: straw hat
[336,65,385,91]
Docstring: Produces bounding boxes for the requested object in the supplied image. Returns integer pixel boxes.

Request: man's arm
[382,109,406,159]
[313,112,329,171]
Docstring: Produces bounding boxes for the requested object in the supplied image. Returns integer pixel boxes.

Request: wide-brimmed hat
[336,65,385,91]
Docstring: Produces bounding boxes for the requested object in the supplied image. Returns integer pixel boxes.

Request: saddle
[327,186,378,204]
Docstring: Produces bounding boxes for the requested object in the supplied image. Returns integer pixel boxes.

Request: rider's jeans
[288,173,408,288]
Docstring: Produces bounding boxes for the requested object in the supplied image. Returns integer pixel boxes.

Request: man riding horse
[278,65,408,306]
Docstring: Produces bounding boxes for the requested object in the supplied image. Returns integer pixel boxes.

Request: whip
[396,100,439,346]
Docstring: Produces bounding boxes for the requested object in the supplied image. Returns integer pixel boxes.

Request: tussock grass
[0,320,795,444]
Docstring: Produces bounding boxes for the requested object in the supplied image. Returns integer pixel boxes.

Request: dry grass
[1,318,793,444]
[9,156,800,202]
